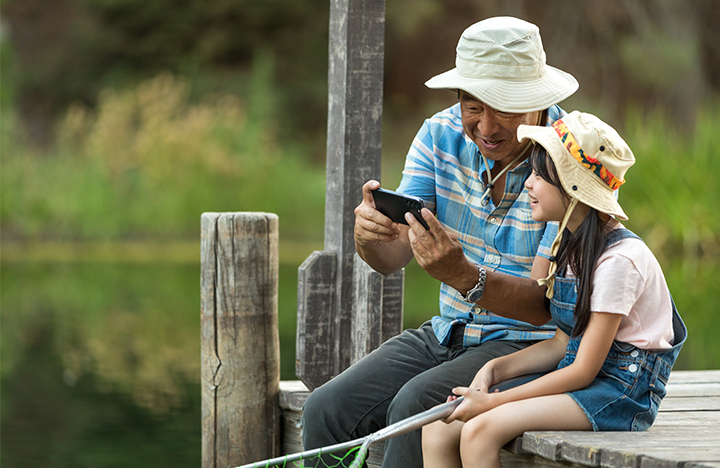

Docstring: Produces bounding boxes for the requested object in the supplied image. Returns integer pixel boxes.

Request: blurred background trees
[3,0,719,147]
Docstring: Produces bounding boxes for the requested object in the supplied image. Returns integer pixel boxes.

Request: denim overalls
[551,228,687,431]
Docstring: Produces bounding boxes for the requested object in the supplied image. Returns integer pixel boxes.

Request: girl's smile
[524,170,568,223]
[525,169,591,232]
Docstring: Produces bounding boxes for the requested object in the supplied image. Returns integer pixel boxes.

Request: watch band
[459,264,487,302]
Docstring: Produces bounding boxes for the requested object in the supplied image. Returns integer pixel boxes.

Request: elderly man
[302,16,579,467]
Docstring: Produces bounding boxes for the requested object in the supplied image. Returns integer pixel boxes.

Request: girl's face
[525,169,569,223]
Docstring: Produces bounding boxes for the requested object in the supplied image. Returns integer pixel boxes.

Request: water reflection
[2,262,203,467]
[1,258,307,468]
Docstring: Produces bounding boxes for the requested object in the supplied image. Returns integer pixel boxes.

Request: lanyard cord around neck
[479,142,532,206]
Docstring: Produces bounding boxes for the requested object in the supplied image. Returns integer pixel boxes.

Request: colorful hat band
[552,119,625,190]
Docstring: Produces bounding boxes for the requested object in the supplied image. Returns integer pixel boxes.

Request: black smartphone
[371,188,430,230]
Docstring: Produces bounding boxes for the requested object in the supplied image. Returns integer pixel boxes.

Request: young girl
[422,111,687,468]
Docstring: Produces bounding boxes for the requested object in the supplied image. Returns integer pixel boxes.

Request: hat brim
[517,124,628,220]
[425,65,578,113]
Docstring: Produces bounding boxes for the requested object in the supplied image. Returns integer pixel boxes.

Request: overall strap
[604,226,640,249]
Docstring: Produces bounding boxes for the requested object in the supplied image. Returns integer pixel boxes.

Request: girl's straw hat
[517,111,635,220]
[425,16,578,113]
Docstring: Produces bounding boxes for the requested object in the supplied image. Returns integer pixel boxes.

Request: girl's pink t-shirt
[569,230,675,349]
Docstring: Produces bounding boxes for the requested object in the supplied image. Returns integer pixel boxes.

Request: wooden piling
[201,212,280,468]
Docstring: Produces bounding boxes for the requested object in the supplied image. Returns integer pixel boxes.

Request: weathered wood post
[296,0,405,391]
[201,212,280,468]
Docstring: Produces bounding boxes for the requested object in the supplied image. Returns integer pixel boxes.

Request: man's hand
[405,208,476,292]
[354,180,413,275]
[354,180,401,248]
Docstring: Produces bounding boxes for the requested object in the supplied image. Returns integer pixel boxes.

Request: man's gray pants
[301,321,536,468]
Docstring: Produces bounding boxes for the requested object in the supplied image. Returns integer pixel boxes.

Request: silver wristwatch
[459,264,487,303]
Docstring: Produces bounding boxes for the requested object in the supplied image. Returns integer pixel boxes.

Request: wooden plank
[381,269,404,342]
[279,381,310,413]
[523,430,720,468]
[296,251,337,390]
[664,383,720,397]
[201,212,281,468]
[321,0,387,379]
[351,257,405,365]
[668,370,720,383]
[658,396,720,412]
[351,255,384,365]
[652,410,720,426]
[201,213,220,468]
[522,415,720,467]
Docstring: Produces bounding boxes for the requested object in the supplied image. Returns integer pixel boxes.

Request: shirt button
[485,254,501,264]
[489,217,498,225]
[630,350,639,358]
[628,364,638,373]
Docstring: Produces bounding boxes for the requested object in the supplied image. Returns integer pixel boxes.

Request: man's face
[459,91,541,167]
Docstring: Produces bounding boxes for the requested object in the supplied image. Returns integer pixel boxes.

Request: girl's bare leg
[459,394,592,468]
[422,419,464,468]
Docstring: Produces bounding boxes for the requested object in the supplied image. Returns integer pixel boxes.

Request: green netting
[244,445,367,468]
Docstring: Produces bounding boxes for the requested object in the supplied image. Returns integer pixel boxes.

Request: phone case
[372,188,429,230]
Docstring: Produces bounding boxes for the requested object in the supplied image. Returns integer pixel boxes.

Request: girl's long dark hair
[529,147,610,336]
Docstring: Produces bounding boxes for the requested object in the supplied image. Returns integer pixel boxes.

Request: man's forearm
[476,271,550,325]
[355,235,414,276]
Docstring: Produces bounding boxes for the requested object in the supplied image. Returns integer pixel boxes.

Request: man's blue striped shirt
[396,102,562,346]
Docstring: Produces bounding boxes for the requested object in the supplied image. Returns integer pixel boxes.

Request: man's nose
[476,112,501,137]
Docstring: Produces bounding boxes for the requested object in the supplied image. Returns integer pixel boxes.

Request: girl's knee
[423,421,463,468]
[423,421,447,451]
[460,415,494,446]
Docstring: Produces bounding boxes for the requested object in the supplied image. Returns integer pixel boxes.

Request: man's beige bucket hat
[425,16,578,113]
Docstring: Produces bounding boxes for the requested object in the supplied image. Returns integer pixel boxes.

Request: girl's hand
[443,386,500,424]
[469,364,496,393]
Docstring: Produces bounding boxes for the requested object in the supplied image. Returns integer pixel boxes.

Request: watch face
[467,289,483,303]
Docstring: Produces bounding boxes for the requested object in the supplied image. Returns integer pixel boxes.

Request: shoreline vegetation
[1,239,323,265]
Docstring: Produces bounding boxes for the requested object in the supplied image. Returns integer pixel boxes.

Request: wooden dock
[199,213,719,468]
[278,369,720,468]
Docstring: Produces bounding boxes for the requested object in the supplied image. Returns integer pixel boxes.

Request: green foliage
[621,106,720,267]
[0,69,326,241]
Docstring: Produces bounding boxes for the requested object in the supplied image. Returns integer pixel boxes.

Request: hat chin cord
[537,197,579,299]
[479,141,532,206]
[478,110,543,206]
